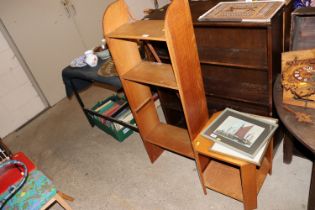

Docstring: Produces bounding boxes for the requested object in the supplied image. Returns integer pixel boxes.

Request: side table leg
[240,163,257,210]
[194,152,208,195]
[308,160,315,210]
[266,138,273,175]
[283,131,293,164]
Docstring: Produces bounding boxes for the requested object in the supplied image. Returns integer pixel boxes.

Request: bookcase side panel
[165,0,209,140]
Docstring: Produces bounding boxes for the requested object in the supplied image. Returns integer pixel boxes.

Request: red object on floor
[0,152,36,194]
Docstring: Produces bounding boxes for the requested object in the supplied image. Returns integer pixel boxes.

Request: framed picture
[201,108,278,158]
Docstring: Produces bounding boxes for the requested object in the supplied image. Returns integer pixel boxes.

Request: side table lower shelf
[201,156,271,202]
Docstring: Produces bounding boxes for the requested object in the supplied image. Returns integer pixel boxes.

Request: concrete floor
[3,85,313,210]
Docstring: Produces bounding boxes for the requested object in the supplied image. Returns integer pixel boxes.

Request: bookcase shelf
[104,0,208,164]
[122,61,177,90]
[107,20,166,41]
[134,97,152,113]
[144,123,194,158]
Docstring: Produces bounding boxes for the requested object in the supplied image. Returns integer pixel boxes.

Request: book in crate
[90,95,136,142]
[201,108,278,165]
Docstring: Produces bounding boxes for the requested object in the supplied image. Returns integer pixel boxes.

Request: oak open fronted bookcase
[103,0,208,162]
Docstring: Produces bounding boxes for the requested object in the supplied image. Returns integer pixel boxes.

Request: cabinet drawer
[206,95,270,116]
[202,64,269,106]
[195,27,268,69]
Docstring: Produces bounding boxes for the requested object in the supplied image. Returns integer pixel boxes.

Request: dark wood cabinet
[147,0,284,127]
[192,1,283,117]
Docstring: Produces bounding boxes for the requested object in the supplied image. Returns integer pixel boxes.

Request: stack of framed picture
[201,108,278,165]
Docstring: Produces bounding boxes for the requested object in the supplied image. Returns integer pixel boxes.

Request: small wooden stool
[193,112,273,210]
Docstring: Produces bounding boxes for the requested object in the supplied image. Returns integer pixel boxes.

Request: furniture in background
[146,0,284,120]
[0,152,72,210]
[283,0,295,52]
[193,113,274,210]
[103,0,208,162]
[273,76,315,210]
[62,59,138,133]
[290,7,315,50]
[192,1,283,117]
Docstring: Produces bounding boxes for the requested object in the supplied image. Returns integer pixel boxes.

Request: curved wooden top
[273,75,315,154]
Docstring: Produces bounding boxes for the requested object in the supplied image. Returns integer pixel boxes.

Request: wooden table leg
[194,152,208,195]
[240,163,257,210]
[266,138,273,175]
[308,160,315,210]
[283,131,293,164]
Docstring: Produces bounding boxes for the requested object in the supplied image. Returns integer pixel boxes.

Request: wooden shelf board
[122,61,178,90]
[134,97,152,113]
[144,123,194,158]
[203,157,271,201]
[107,20,166,41]
[203,160,243,201]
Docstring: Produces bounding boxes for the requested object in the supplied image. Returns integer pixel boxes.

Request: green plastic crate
[88,95,135,142]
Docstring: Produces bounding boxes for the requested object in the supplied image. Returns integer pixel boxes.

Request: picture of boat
[213,116,265,148]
